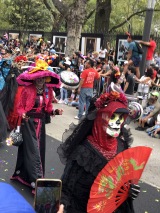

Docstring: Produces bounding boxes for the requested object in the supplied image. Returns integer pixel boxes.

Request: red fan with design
[87,146,152,213]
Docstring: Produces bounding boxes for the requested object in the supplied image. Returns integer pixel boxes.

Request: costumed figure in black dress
[0,51,14,141]
[57,88,140,213]
[0,50,13,116]
[0,101,8,142]
[7,55,29,130]
[10,59,61,191]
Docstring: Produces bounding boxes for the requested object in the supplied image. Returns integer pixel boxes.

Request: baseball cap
[64,60,71,66]
[15,47,20,52]
[50,49,56,54]
[150,91,159,98]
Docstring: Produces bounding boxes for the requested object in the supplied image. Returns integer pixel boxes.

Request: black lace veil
[57,94,134,165]
[57,96,97,165]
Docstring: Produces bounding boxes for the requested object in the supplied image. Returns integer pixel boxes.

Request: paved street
[0,103,160,212]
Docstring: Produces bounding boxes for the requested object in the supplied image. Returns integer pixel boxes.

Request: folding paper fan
[87,146,152,213]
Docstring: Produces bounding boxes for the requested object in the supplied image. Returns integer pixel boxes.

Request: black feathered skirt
[11,114,46,189]
[0,101,8,142]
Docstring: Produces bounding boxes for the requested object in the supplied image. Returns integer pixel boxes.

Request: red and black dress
[11,84,53,188]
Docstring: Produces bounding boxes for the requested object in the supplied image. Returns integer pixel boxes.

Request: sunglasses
[1,52,6,55]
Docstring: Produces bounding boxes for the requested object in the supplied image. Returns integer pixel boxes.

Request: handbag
[6,117,23,146]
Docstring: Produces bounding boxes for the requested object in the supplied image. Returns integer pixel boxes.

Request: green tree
[4,0,52,32]
[44,0,90,56]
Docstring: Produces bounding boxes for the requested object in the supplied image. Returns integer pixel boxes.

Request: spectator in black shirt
[123,66,136,95]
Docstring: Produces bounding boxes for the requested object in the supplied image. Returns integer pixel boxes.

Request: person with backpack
[139,35,157,69]
[126,34,141,79]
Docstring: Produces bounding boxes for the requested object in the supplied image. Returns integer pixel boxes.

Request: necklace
[36,86,44,94]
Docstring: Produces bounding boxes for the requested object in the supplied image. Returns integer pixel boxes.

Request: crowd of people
[0,31,159,213]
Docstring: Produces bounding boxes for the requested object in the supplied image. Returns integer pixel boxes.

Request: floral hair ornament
[14,55,27,62]
[46,55,57,65]
[95,90,128,109]
[35,53,45,61]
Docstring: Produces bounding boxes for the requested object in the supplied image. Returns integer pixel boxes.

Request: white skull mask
[106,113,124,137]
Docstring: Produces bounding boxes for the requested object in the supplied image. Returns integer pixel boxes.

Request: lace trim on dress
[88,138,117,161]
[70,141,108,177]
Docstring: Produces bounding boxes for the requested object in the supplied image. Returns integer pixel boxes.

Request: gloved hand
[129,184,140,200]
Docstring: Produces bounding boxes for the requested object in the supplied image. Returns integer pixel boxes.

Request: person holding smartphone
[57,87,140,213]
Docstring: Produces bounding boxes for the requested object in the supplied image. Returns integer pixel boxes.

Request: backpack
[134,41,143,54]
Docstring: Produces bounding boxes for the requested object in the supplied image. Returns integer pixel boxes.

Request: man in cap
[135,91,160,131]
[49,49,59,67]
[50,49,56,55]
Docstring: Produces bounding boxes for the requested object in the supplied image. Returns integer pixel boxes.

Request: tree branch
[83,8,95,25]
[109,8,160,32]
[51,0,69,17]
[86,8,95,20]
[43,0,58,18]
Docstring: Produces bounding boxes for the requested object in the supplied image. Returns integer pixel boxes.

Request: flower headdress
[16,59,61,88]
[28,59,48,74]
[14,55,27,62]
[95,91,128,109]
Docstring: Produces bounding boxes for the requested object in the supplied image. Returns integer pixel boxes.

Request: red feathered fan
[87,146,152,213]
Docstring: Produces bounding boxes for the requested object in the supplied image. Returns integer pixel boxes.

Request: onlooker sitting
[58,60,71,104]
[68,94,79,107]
[123,66,136,95]
[58,57,66,73]
[135,91,160,131]
[146,113,160,138]
[135,67,153,98]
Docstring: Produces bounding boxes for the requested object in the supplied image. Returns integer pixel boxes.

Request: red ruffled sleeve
[17,85,36,115]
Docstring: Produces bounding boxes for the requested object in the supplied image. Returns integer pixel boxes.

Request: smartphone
[34,179,62,213]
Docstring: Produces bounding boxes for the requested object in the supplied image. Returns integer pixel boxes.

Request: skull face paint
[103,113,124,137]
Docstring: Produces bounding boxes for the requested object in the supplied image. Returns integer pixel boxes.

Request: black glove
[129,184,140,200]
